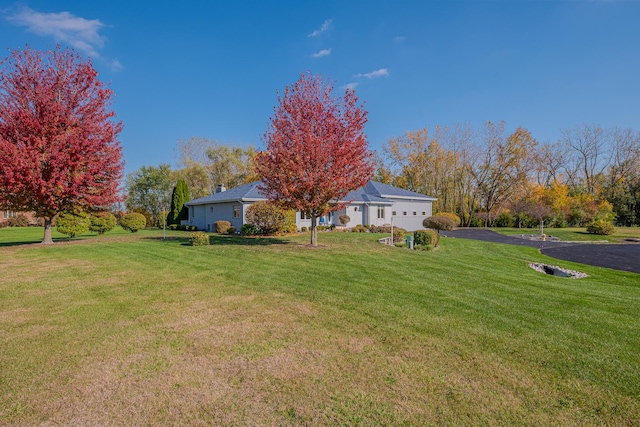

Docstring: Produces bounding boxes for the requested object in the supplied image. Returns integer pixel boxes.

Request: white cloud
[7,7,106,58]
[355,68,389,79]
[312,48,331,58]
[344,82,359,90]
[308,19,332,37]
[110,59,123,72]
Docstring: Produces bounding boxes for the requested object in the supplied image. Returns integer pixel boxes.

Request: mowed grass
[493,226,640,242]
[1,229,639,426]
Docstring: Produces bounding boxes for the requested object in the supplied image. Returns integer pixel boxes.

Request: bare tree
[560,124,612,195]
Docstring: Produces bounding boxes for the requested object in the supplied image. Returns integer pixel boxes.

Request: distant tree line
[377,121,640,228]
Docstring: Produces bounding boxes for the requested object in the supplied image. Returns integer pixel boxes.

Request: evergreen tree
[169,179,191,224]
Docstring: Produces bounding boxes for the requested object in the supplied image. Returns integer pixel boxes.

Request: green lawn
[492,226,640,242]
[1,228,639,425]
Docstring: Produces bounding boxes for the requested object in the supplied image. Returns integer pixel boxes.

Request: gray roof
[185,180,436,206]
[185,181,264,206]
[364,181,437,201]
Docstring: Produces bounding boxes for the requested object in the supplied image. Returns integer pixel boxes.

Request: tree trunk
[310,215,318,247]
[42,218,54,244]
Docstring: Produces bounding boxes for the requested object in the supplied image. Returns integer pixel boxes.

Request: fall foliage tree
[0,46,123,244]
[473,122,537,226]
[255,72,374,246]
[175,137,257,193]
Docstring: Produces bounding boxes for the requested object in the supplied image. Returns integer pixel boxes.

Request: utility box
[406,235,414,249]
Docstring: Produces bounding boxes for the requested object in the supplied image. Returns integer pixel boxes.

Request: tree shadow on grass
[0,237,75,248]
[143,234,293,247]
[212,235,292,246]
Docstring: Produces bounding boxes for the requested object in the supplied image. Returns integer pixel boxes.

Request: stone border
[529,262,589,279]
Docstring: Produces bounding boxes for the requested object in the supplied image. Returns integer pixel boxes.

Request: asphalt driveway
[440,229,640,274]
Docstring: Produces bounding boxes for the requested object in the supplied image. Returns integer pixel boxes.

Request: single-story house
[184,181,437,232]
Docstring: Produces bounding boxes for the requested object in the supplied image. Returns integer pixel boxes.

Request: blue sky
[2,0,639,176]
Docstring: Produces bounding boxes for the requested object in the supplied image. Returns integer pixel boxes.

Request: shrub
[301,226,307,232]
[241,223,260,236]
[283,209,298,234]
[436,212,461,226]
[6,214,29,227]
[56,212,90,238]
[586,219,615,235]
[131,208,152,228]
[215,220,231,234]
[351,224,367,233]
[338,215,350,226]
[414,229,440,247]
[0,221,8,228]
[120,213,147,233]
[245,201,292,235]
[89,212,117,234]
[189,231,210,246]
[423,215,456,232]
[393,227,407,243]
[494,212,515,228]
[169,224,178,230]
[228,226,237,234]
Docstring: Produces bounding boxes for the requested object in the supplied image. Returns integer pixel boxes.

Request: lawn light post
[390,215,394,246]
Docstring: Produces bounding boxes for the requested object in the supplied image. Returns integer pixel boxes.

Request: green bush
[120,213,147,233]
[301,226,307,232]
[56,212,90,238]
[414,229,440,247]
[228,226,237,234]
[241,223,260,236]
[169,224,178,230]
[189,231,210,246]
[494,212,515,228]
[89,212,117,234]
[586,219,615,235]
[215,220,231,234]
[283,209,298,234]
[423,215,456,232]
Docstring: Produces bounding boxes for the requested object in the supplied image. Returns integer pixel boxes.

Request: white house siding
[388,199,433,231]
[190,201,248,231]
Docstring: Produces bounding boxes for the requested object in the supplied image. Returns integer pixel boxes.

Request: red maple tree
[255,72,374,246]
[0,46,123,244]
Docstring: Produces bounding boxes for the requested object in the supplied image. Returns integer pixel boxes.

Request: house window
[300,212,310,220]
[413,212,417,216]
[210,206,214,212]
[392,211,397,216]
[403,211,407,216]
[377,206,384,219]
[3,211,17,219]
[233,206,241,218]
[422,212,426,216]
[354,206,359,212]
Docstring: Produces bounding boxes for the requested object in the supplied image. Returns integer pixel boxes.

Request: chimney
[215,184,226,193]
